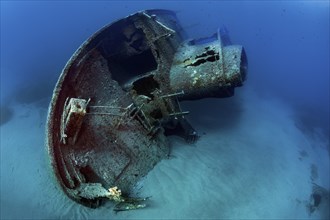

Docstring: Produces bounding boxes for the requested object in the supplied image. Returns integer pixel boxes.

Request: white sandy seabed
[0,86,329,219]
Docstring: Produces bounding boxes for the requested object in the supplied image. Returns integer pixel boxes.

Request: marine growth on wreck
[46,9,247,210]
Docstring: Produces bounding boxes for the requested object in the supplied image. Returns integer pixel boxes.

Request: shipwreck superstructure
[46,9,247,210]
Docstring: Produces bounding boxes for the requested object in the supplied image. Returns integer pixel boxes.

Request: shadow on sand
[0,105,14,126]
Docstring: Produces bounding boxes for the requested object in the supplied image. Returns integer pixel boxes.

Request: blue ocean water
[0,1,329,219]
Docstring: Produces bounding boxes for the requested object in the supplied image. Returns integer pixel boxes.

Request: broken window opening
[183,49,220,68]
[132,75,160,98]
[99,20,158,86]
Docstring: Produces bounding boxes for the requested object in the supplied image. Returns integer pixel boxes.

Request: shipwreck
[46,9,247,210]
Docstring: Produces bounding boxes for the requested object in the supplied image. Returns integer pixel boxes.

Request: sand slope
[0,87,329,219]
